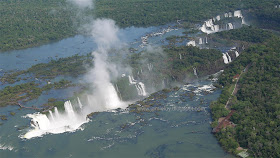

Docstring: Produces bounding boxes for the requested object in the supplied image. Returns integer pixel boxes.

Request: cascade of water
[234,10,242,18]
[187,40,196,46]
[49,111,55,121]
[214,25,219,31]
[24,19,126,139]
[24,99,90,139]
[147,63,153,71]
[199,38,203,44]
[222,53,229,64]
[87,95,91,106]
[205,37,208,44]
[210,25,215,31]
[54,107,59,117]
[216,15,221,21]
[135,84,141,95]
[193,67,198,78]
[235,51,240,57]
[226,52,232,62]
[77,97,83,109]
[234,10,246,25]
[138,82,147,96]
[201,10,245,34]
[179,53,182,60]
[64,101,76,118]
[227,23,234,30]
[128,75,137,85]
[128,75,147,96]
[224,13,229,18]
[205,19,213,27]
[212,17,216,22]
[115,84,122,101]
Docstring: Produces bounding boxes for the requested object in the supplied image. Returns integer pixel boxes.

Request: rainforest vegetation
[0,79,74,107]
[210,27,280,157]
[0,54,93,84]
[1,0,280,52]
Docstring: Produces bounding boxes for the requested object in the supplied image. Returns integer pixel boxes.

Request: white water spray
[24,19,127,139]
[23,100,88,139]
[226,52,232,63]
[235,51,239,57]
[200,10,245,34]
[128,75,147,96]
[222,53,229,64]
[193,67,198,78]
[199,38,203,45]
[227,23,234,30]
[187,40,196,46]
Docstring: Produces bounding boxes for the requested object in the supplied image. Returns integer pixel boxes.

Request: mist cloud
[68,0,93,9]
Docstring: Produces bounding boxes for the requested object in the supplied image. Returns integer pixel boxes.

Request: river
[0,15,242,156]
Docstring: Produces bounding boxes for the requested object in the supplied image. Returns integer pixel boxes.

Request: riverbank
[1,0,278,52]
[210,27,280,157]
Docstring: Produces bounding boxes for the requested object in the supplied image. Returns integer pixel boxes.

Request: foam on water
[23,100,89,139]
[0,144,14,151]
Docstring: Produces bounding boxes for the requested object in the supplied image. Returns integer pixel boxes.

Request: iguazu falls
[0,0,280,158]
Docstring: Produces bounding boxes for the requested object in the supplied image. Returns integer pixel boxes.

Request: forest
[1,0,280,52]
[210,27,280,157]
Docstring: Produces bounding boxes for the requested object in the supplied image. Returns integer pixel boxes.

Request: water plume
[23,19,126,139]
[68,0,93,9]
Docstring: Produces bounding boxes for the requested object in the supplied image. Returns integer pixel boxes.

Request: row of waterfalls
[23,10,246,139]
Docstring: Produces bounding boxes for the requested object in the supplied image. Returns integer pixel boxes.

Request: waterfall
[222,53,229,64]
[226,52,232,62]
[24,19,126,139]
[193,67,198,78]
[216,15,221,21]
[227,23,234,30]
[24,100,88,139]
[115,84,122,101]
[214,25,219,31]
[199,38,203,44]
[234,10,242,18]
[147,63,153,71]
[54,107,59,117]
[234,10,246,25]
[205,19,213,27]
[128,75,147,96]
[77,97,83,109]
[128,75,137,85]
[235,51,239,57]
[179,53,182,60]
[138,82,147,96]
[49,111,55,120]
[187,40,196,46]
[201,10,245,34]
[205,37,208,44]
[224,13,228,18]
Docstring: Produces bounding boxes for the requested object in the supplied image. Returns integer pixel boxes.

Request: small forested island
[0,0,279,157]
